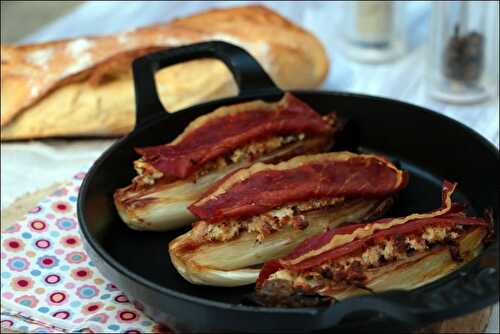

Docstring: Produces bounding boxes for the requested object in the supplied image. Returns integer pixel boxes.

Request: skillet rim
[77,89,499,316]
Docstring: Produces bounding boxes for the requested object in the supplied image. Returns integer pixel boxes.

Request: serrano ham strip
[168,152,408,286]
[190,152,407,223]
[255,182,493,307]
[136,93,333,180]
[114,94,337,231]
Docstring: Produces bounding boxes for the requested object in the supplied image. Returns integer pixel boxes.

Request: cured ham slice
[169,152,408,286]
[255,182,492,307]
[190,152,408,222]
[114,94,336,231]
[137,93,333,179]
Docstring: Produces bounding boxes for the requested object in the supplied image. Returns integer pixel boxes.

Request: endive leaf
[169,199,391,286]
[115,136,331,231]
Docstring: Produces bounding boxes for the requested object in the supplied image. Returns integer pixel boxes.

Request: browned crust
[173,197,393,257]
[114,135,334,208]
[258,226,488,305]
[1,5,328,130]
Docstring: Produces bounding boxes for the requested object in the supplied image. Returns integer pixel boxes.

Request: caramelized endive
[169,152,408,286]
[255,182,493,307]
[114,94,337,231]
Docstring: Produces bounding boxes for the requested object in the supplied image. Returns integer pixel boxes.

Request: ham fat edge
[113,93,337,231]
[168,152,408,286]
[255,181,494,307]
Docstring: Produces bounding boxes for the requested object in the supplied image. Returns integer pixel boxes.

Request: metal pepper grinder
[426,1,498,103]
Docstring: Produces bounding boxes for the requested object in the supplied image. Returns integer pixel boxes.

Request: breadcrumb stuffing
[133,134,305,185]
[195,197,344,243]
[267,224,466,291]
[133,159,164,186]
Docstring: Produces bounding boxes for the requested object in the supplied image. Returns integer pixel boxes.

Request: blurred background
[1,1,498,192]
[2,1,498,136]
[1,2,499,333]
[1,0,499,195]
[2,1,498,99]
[1,1,83,43]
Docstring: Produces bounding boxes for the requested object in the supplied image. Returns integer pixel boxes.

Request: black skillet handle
[132,41,283,129]
[320,249,499,328]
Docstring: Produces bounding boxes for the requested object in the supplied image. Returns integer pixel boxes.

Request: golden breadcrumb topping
[193,197,344,243]
[133,134,305,185]
[268,224,466,292]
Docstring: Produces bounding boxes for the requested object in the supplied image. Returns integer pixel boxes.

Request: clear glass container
[339,1,406,63]
[427,1,498,103]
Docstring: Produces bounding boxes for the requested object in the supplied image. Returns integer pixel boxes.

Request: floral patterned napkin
[1,172,171,333]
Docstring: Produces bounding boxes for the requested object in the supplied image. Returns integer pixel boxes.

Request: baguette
[0,5,329,140]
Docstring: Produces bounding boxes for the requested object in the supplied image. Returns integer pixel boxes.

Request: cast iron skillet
[78,42,499,333]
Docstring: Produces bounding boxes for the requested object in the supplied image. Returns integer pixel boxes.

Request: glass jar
[340,1,407,63]
[426,1,499,103]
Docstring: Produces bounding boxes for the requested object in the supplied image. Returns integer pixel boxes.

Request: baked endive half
[255,181,493,307]
[169,152,409,286]
[114,93,338,231]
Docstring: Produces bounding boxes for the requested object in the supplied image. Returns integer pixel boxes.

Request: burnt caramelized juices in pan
[255,182,494,307]
[114,93,338,231]
[168,152,408,287]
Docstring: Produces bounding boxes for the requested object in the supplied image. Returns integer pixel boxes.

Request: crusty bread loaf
[0,5,329,140]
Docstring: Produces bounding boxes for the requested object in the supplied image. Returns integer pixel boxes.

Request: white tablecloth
[1,1,498,332]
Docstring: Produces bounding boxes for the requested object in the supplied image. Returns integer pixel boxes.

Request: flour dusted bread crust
[0,5,329,140]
